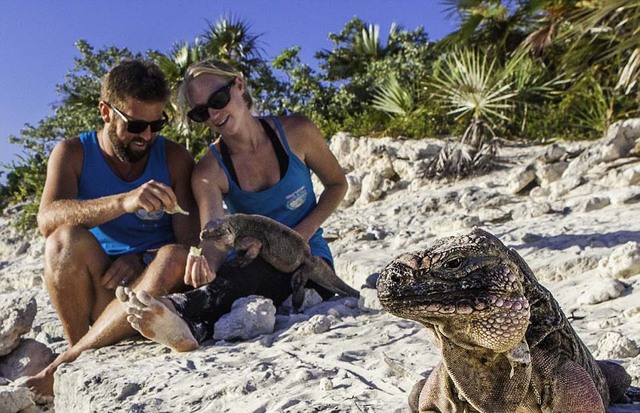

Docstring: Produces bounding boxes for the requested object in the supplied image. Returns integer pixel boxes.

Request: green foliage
[560,1,640,95]
[372,75,414,116]
[1,41,138,228]
[3,6,640,232]
[0,153,47,230]
[201,15,265,79]
[440,0,537,55]
[149,40,212,156]
[316,17,393,81]
[430,47,516,126]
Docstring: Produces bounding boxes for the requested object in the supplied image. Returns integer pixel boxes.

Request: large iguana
[200,213,359,311]
[376,227,635,413]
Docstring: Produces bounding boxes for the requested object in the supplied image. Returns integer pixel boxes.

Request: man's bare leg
[25,240,188,397]
[117,287,198,352]
[41,225,114,345]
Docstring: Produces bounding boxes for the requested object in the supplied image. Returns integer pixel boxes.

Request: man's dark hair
[100,60,170,107]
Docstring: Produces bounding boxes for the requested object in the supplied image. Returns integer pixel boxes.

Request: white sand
[1,132,639,412]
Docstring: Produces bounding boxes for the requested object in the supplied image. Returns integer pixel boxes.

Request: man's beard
[107,123,151,163]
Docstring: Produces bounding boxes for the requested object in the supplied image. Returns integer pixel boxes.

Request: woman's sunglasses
[187,79,236,123]
[106,103,168,134]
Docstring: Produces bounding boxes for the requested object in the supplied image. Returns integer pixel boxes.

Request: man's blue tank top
[209,117,333,265]
[78,131,176,257]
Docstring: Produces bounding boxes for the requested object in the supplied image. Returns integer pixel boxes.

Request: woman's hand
[184,254,216,288]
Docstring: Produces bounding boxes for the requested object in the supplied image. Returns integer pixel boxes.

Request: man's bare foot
[23,366,55,399]
[116,286,198,352]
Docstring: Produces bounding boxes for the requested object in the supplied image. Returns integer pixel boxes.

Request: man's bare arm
[37,138,120,237]
[38,138,185,238]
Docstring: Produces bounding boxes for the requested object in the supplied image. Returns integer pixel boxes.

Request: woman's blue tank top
[78,131,176,257]
[209,117,333,265]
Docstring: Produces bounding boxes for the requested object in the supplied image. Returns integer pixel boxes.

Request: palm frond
[430,48,516,124]
[357,24,382,57]
[561,1,640,94]
[372,75,414,116]
[617,48,640,94]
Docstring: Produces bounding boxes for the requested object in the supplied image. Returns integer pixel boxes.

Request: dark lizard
[377,227,635,413]
[200,213,359,311]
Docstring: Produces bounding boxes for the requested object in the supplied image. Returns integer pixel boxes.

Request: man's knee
[45,224,95,251]
[44,225,95,266]
[43,225,103,282]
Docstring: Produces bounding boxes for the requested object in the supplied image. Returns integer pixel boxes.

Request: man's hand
[122,180,178,214]
[102,254,144,289]
[184,254,216,288]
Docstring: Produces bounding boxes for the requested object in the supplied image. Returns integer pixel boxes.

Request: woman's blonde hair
[177,59,253,124]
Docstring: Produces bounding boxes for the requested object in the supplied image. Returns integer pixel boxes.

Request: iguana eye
[443,257,464,269]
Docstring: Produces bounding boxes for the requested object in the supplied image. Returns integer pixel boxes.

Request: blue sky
[0,0,456,177]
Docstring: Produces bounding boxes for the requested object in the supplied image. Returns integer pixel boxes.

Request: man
[25,59,199,396]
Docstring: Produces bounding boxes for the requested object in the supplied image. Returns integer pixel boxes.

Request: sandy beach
[1,121,639,412]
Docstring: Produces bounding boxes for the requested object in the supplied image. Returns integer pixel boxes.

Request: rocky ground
[1,119,640,412]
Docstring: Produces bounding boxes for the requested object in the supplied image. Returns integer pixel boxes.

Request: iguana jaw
[379,289,527,317]
[381,291,530,352]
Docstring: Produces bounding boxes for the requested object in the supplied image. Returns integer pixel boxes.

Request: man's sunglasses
[106,103,168,134]
[187,79,236,123]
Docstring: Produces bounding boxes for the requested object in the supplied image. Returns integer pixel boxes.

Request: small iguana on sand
[377,227,635,413]
[200,213,359,311]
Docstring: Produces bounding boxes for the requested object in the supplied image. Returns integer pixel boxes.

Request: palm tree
[152,40,206,91]
[151,40,210,154]
[440,0,538,56]
[316,17,401,81]
[425,44,567,178]
[560,1,640,95]
[200,15,265,80]
[431,48,516,149]
[423,47,516,178]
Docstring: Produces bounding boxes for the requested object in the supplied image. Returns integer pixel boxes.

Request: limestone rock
[594,332,639,359]
[357,287,382,311]
[601,118,640,162]
[341,173,362,207]
[621,166,640,186]
[598,242,640,279]
[280,288,324,314]
[295,314,332,335]
[539,144,569,163]
[536,160,568,187]
[0,293,37,356]
[0,338,54,381]
[0,386,35,413]
[576,279,626,305]
[548,176,585,200]
[567,196,611,213]
[561,118,640,181]
[213,296,276,341]
[510,201,552,221]
[508,163,537,194]
[356,173,385,205]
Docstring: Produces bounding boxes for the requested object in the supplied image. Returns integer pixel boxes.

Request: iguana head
[377,227,530,352]
[200,218,235,250]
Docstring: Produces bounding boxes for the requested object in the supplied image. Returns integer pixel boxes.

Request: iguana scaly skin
[200,213,359,311]
[377,227,633,413]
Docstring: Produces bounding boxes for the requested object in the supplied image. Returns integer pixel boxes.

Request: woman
[118,59,349,351]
